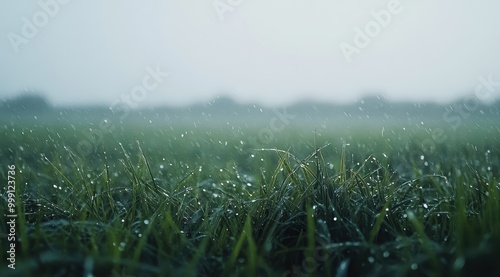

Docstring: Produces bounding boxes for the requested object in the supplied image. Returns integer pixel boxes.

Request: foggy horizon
[2,1,500,108]
[2,90,500,110]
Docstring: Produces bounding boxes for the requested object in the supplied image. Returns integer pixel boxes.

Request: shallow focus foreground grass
[0,123,499,276]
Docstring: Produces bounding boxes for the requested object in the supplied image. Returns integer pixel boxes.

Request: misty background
[1,0,500,108]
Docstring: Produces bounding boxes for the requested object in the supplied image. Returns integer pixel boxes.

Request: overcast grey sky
[1,0,500,107]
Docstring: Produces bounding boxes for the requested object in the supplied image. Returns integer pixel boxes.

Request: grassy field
[1,115,500,276]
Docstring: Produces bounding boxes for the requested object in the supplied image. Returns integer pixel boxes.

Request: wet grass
[1,120,500,276]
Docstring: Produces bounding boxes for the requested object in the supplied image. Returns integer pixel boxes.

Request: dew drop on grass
[423,203,429,209]
[383,251,390,258]
[420,155,424,160]
[144,219,149,225]
[368,256,375,263]
[119,242,126,251]
[333,217,338,221]
[453,256,465,270]
[411,263,418,270]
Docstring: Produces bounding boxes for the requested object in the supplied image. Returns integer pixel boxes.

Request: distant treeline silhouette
[0,94,50,113]
[1,94,499,123]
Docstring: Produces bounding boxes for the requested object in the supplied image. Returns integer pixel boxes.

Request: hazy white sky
[1,0,500,107]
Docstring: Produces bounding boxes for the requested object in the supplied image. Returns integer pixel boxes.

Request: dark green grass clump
[1,124,500,276]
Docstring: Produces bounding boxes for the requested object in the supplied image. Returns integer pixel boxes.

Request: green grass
[1,119,500,276]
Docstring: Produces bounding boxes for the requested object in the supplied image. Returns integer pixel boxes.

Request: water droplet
[423,203,428,209]
[119,242,126,251]
[453,256,465,270]
[420,155,424,160]
[368,256,375,263]
[144,219,149,225]
[411,263,418,270]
